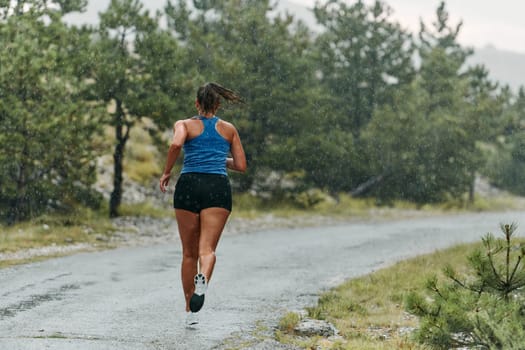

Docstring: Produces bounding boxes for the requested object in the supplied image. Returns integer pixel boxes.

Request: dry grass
[0,210,117,267]
[119,202,170,218]
[124,126,162,184]
[94,120,163,186]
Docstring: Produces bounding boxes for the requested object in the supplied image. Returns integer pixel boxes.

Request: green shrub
[291,188,329,209]
[405,223,525,349]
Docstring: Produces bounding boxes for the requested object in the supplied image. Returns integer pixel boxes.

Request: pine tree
[313,0,415,137]
[0,0,100,223]
[165,0,319,193]
[86,0,183,217]
[405,223,525,349]
[485,87,525,195]
[361,1,502,204]
[311,0,415,193]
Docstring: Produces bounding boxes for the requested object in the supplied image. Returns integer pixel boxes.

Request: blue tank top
[181,116,230,175]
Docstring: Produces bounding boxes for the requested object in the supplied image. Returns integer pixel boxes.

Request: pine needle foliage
[405,223,525,349]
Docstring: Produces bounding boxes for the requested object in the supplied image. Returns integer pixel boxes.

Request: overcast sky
[290,0,525,54]
[65,0,525,54]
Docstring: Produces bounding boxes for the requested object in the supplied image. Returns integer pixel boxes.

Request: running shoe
[185,312,199,328]
[189,273,207,312]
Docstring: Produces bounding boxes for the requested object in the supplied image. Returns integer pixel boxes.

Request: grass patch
[465,194,525,211]
[218,319,274,350]
[232,192,424,220]
[314,195,381,218]
[275,330,321,349]
[232,192,313,218]
[0,208,117,267]
[119,202,171,218]
[279,242,487,349]
[0,211,113,253]
[278,312,301,333]
[254,191,525,220]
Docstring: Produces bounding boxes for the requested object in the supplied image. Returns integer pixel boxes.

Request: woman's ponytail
[196,82,243,114]
[208,82,243,104]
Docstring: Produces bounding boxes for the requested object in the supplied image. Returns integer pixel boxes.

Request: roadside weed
[278,312,301,333]
[289,242,485,349]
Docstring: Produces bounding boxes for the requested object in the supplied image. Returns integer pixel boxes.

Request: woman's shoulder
[216,118,238,141]
[218,118,238,133]
[216,118,236,129]
[174,117,200,126]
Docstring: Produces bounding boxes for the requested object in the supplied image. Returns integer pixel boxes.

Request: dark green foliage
[166,0,319,191]
[358,1,505,203]
[87,0,186,217]
[310,0,416,194]
[2,0,525,223]
[313,0,415,138]
[293,130,359,193]
[362,79,475,203]
[485,88,525,194]
[0,1,101,223]
[405,223,525,349]
[88,0,152,217]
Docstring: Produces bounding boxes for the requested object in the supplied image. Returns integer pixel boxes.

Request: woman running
[159,82,246,326]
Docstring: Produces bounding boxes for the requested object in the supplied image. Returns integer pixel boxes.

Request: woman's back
[182,116,230,175]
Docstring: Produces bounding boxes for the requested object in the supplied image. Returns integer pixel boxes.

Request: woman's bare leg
[198,207,230,283]
[175,209,200,312]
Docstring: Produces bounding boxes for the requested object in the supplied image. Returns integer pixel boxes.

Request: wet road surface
[1,211,524,349]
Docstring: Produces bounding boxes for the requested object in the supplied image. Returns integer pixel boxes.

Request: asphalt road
[1,211,524,350]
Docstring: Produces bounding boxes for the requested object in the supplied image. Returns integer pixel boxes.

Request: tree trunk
[9,163,27,224]
[468,171,475,204]
[351,174,385,197]
[8,134,30,224]
[109,99,130,218]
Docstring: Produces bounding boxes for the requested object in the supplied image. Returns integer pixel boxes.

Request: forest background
[2,0,525,224]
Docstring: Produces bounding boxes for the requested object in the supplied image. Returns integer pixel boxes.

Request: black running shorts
[173,173,232,213]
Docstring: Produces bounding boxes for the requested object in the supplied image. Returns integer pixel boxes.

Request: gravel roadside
[1,206,453,279]
[0,206,457,264]
[0,213,350,263]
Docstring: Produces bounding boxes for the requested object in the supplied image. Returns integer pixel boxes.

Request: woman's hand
[159,173,171,193]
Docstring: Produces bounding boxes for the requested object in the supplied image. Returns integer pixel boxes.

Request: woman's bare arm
[226,126,246,173]
[160,120,188,192]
